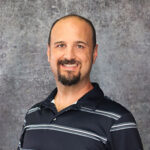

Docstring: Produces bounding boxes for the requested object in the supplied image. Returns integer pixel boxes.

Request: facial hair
[57,59,81,86]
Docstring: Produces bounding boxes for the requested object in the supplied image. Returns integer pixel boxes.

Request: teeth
[64,64,77,67]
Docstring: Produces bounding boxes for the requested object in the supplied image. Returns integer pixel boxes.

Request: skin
[47,17,98,112]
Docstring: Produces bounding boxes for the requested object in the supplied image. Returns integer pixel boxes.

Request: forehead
[51,17,93,42]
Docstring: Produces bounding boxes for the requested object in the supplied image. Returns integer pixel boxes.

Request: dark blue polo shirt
[18,83,143,150]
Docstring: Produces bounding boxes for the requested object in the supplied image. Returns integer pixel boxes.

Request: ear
[47,45,51,62]
[92,44,98,64]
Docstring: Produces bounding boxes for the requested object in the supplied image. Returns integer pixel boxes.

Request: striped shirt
[18,83,143,150]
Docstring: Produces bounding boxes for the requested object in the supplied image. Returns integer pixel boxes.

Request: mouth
[61,63,78,71]
[63,64,77,67]
[58,59,80,72]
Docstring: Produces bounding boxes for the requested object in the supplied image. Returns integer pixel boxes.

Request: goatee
[57,59,81,86]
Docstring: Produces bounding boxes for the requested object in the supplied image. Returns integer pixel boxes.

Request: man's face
[47,17,97,86]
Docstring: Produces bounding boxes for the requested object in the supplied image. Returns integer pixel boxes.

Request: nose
[64,45,75,60]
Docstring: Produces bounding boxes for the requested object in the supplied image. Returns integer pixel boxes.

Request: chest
[23,108,111,150]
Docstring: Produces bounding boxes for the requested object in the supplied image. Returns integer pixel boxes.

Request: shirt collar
[41,82,104,110]
[76,82,104,109]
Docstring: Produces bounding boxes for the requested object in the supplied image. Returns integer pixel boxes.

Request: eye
[56,44,65,48]
[77,44,84,49]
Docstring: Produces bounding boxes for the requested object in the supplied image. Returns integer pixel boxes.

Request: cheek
[50,50,63,65]
[80,54,93,71]
[50,51,59,64]
[49,57,58,72]
[82,54,93,65]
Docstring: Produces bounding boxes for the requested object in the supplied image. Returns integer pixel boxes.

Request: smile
[64,64,77,67]
[61,64,78,71]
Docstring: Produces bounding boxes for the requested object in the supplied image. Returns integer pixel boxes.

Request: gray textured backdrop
[0,0,150,149]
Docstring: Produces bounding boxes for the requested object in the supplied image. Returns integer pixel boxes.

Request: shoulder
[95,96,136,121]
[24,98,49,125]
[25,94,50,116]
[23,102,43,121]
[101,96,131,114]
[28,101,43,110]
[26,88,57,114]
[95,96,137,133]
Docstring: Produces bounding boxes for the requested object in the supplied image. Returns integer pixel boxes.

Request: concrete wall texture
[0,0,150,149]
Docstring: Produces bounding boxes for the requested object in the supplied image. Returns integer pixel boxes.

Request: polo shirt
[18,83,143,150]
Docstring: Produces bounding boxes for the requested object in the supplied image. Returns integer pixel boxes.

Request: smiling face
[47,17,98,86]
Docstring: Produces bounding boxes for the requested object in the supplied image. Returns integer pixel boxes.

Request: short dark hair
[48,14,96,49]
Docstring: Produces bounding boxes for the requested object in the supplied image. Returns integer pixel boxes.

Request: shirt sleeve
[109,112,143,150]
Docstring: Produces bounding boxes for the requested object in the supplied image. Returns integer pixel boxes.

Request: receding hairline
[52,16,93,34]
[54,15,90,24]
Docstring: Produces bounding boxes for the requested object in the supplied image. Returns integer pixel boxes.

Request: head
[47,14,98,86]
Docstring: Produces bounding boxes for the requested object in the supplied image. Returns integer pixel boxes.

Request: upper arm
[108,112,143,150]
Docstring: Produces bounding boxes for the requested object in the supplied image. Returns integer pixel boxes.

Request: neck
[54,79,93,111]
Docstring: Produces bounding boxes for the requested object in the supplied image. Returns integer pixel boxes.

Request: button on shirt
[18,83,143,150]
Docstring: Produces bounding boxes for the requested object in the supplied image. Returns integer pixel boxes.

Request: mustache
[58,59,81,65]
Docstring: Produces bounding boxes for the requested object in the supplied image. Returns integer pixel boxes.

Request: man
[18,14,143,150]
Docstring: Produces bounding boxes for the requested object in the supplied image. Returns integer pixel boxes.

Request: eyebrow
[75,41,89,46]
[54,41,65,45]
